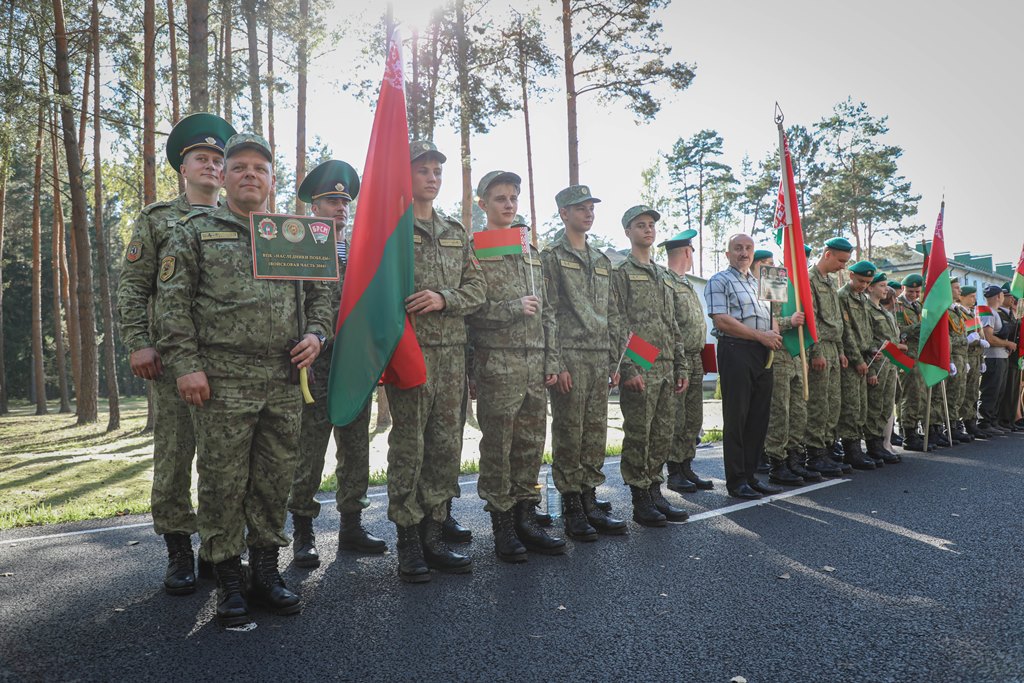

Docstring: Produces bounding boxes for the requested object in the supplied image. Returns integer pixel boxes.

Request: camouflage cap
[224,132,273,162]
[410,140,446,164]
[476,170,522,198]
[621,205,661,229]
[555,184,601,209]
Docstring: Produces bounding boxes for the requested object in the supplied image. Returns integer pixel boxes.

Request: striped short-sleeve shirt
[704,266,772,338]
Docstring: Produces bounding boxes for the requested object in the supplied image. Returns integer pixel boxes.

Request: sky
[248,0,1024,271]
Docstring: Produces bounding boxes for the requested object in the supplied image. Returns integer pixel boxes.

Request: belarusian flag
[976,305,995,324]
[917,202,953,388]
[328,30,425,426]
[774,124,818,357]
[624,332,660,371]
[966,315,982,334]
[1011,243,1024,298]
[880,340,915,373]
[474,227,522,258]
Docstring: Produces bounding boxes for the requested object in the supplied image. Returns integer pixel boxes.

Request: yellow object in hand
[299,367,314,404]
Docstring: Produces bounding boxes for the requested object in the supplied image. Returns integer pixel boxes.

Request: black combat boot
[805,447,843,477]
[953,420,973,443]
[594,495,613,512]
[930,425,952,448]
[513,500,567,555]
[629,485,667,527]
[768,457,803,485]
[214,557,251,627]
[581,489,627,535]
[842,439,876,470]
[338,511,387,554]
[420,518,472,574]
[163,533,197,595]
[648,482,689,522]
[441,499,472,543]
[786,448,822,482]
[666,461,697,493]
[291,514,320,569]
[197,555,215,580]
[866,438,900,464]
[490,509,528,563]
[534,504,554,527]
[247,546,302,615]
[681,460,714,489]
[395,525,431,582]
[890,426,904,447]
[902,429,926,451]
[967,418,988,439]
[562,493,598,541]
[826,443,852,473]
[859,439,885,467]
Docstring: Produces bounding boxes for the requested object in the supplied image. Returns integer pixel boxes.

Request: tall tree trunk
[168,0,184,192]
[94,0,120,430]
[410,28,419,140]
[294,0,307,214]
[0,151,8,415]
[213,6,222,116]
[425,16,439,138]
[65,194,82,401]
[31,74,47,414]
[51,108,71,413]
[186,0,209,112]
[77,52,90,161]
[265,8,275,210]
[518,40,537,245]
[243,0,262,135]
[222,0,232,123]
[144,0,156,204]
[561,0,579,185]
[454,0,472,230]
[53,0,100,424]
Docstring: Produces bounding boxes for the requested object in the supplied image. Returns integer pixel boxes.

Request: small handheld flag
[620,332,660,372]
[879,340,916,373]
[473,228,522,259]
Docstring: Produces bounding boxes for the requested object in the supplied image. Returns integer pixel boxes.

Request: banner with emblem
[248,212,340,280]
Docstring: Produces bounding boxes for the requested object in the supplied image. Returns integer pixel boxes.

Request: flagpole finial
[774,102,784,125]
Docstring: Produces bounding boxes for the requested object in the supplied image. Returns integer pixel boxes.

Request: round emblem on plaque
[282,218,305,243]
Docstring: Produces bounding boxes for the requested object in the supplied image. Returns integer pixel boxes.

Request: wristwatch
[314,332,327,348]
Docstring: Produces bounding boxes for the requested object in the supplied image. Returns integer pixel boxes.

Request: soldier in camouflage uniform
[864,273,903,464]
[612,206,688,527]
[156,133,333,627]
[542,184,627,542]
[384,141,486,582]
[837,260,881,470]
[958,286,987,438]
[117,113,235,596]
[803,237,854,476]
[285,160,384,572]
[467,170,565,563]
[944,279,973,443]
[895,273,934,452]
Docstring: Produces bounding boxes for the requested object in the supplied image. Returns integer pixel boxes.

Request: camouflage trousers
[765,353,806,461]
[549,349,610,495]
[898,352,928,431]
[385,345,465,527]
[475,348,546,513]
[837,362,868,440]
[669,353,705,464]
[804,340,842,449]
[930,352,968,425]
[960,351,984,421]
[150,370,198,536]
[865,363,897,440]
[619,359,673,488]
[193,357,303,564]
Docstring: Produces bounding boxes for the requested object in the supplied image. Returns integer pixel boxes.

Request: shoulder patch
[139,199,174,216]
[159,256,176,282]
[200,231,238,241]
[125,241,143,263]
[439,238,463,247]
[559,259,581,270]
[179,209,208,224]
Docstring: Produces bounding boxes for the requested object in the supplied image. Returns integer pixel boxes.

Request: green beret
[871,272,887,285]
[224,132,273,162]
[476,170,521,198]
[555,184,601,209]
[804,244,812,257]
[824,237,853,252]
[621,205,661,229]
[165,112,236,171]
[658,229,697,250]
[847,260,877,277]
[1002,282,1011,293]
[961,285,977,295]
[410,140,446,164]
[298,159,360,204]
[753,249,773,262]
[887,280,901,289]
[512,214,529,228]
[902,273,924,287]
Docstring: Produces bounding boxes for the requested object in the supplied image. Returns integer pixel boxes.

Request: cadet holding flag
[117,112,235,595]
[837,260,880,470]
[864,272,903,463]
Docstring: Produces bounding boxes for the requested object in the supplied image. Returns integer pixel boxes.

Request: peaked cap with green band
[753,249,773,262]
[847,260,877,277]
[658,229,697,250]
[555,184,601,209]
[621,205,660,229]
[165,112,236,171]
[224,132,273,162]
[409,140,446,164]
[824,237,853,252]
[298,159,360,203]
[476,170,522,198]
[902,273,924,287]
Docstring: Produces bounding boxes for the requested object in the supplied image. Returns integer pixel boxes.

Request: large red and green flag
[917,202,953,387]
[773,124,818,357]
[879,340,916,373]
[328,30,425,426]
[1011,243,1024,299]
[624,332,660,371]
[473,227,522,258]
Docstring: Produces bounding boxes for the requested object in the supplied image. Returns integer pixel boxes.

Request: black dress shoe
[727,484,762,500]
[750,480,783,495]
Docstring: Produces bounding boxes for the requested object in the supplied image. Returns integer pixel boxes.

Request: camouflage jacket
[895,295,923,352]
[808,265,843,357]
[466,233,556,375]
[154,206,333,378]
[956,304,983,354]
[411,211,486,348]
[838,283,873,362]
[664,268,706,357]
[611,254,685,382]
[867,299,899,351]
[541,232,618,372]
[947,304,970,354]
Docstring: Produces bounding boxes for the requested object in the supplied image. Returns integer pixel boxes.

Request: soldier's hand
[623,375,645,393]
[790,311,806,327]
[130,347,163,380]
[290,333,321,369]
[177,371,211,408]
[406,289,446,314]
[811,356,826,371]
[674,377,688,394]
[839,354,849,369]
[520,295,541,316]
[609,372,620,389]
[896,342,908,351]
[855,362,868,376]
[867,375,879,386]
[554,370,572,394]
[545,373,559,388]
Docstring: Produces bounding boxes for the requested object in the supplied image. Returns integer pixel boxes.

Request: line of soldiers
[118,112,1022,628]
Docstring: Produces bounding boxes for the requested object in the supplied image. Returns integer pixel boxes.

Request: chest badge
[258,217,278,241]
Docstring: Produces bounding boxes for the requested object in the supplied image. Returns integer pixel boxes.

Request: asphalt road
[2,436,1024,683]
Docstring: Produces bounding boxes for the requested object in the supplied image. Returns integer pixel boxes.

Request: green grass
[701,428,724,443]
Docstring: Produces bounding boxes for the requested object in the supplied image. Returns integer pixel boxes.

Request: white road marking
[677,479,850,523]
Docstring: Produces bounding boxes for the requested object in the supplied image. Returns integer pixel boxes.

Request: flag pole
[776,109,809,400]
[612,332,632,382]
[940,379,953,443]
[923,385,933,450]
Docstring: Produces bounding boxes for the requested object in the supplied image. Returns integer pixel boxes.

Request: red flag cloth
[917,202,952,387]
[701,343,718,373]
[624,332,660,370]
[880,340,916,372]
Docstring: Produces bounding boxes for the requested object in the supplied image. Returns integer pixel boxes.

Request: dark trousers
[718,337,773,490]
[998,353,1020,423]
[979,357,1008,425]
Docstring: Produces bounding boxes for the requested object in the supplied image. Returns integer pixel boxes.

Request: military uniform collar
[627,253,658,273]
[413,210,441,238]
[555,231,596,257]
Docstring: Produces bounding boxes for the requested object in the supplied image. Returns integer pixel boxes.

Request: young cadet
[864,272,902,464]
[542,184,626,542]
[286,159,387,570]
[958,285,988,438]
[895,273,934,451]
[612,206,688,525]
[385,141,485,582]
[945,279,974,443]
[467,170,564,562]
[837,260,880,470]
[117,112,235,595]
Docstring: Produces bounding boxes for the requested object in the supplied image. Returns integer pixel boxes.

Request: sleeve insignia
[159,256,176,282]
[125,241,143,263]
